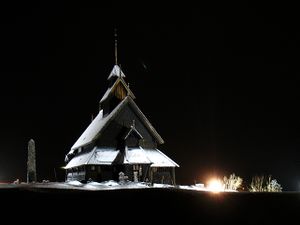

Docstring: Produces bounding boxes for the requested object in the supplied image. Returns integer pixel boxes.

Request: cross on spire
[131,119,136,129]
[114,28,118,65]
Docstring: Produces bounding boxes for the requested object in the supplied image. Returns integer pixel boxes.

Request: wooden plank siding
[114,82,127,100]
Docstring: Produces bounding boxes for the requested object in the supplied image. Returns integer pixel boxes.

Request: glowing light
[207,178,224,193]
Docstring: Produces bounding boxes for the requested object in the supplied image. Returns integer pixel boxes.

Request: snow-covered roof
[144,149,179,167]
[71,96,164,151]
[65,147,178,168]
[71,110,104,150]
[99,87,112,103]
[124,147,151,164]
[107,64,125,80]
[65,149,94,169]
[89,148,120,165]
[123,147,179,167]
[65,147,120,169]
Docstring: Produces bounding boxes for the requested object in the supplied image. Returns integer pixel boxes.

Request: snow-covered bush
[266,177,282,192]
[249,175,282,192]
[223,173,243,191]
[249,175,265,192]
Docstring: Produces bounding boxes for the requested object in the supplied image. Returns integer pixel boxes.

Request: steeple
[99,30,135,114]
[114,28,118,65]
[107,29,126,80]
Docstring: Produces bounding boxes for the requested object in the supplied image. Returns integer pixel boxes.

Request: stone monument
[27,139,37,183]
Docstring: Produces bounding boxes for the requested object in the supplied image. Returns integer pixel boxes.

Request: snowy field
[0,180,215,192]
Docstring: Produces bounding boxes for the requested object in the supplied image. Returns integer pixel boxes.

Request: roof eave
[71,140,93,151]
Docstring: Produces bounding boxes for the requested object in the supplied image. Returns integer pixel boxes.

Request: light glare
[207,178,224,193]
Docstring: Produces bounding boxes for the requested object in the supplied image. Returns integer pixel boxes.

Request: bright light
[207,178,224,193]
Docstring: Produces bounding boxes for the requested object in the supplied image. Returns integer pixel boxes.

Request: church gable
[114,81,127,100]
[123,122,143,148]
[100,77,136,116]
[115,102,162,148]
[101,78,133,103]
[71,95,163,151]
[95,102,158,149]
[124,133,140,148]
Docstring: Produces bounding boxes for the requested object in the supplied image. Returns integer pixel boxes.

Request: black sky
[1,2,300,190]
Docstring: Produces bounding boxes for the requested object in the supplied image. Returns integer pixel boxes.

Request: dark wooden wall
[96,104,158,149]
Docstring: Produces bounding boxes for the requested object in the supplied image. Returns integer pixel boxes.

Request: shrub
[249,175,282,192]
[223,173,243,191]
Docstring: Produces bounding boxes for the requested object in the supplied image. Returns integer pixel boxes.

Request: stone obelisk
[27,139,37,183]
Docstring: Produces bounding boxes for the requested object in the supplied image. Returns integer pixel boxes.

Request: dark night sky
[1,2,300,190]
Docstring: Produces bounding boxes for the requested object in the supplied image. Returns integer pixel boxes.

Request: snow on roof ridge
[107,64,126,80]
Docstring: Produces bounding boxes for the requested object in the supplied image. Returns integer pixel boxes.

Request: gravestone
[119,171,128,184]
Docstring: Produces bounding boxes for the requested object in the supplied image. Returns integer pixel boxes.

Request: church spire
[114,28,118,65]
[107,30,126,80]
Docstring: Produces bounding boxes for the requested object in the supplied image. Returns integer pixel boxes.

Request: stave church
[64,38,179,184]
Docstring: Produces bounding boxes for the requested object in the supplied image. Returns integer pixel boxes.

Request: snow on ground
[85,180,149,190]
[0,183,19,189]
[179,185,208,192]
[0,181,237,192]
[68,180,84,186]
[65,180,183,190]
[179,184,237,192]
[101,180,120,187]
[1,181,149,191]
[152,183,174,188]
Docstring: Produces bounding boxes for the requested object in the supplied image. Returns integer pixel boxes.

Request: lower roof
[65,147,179,169]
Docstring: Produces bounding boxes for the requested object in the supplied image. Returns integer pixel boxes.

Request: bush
[266,177,282,192]
[249,175,265,192]
[223,173,243,191]
[249,175,282,192]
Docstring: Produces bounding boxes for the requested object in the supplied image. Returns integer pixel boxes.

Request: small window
[91,166,95,171]
[78,147,82,153]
